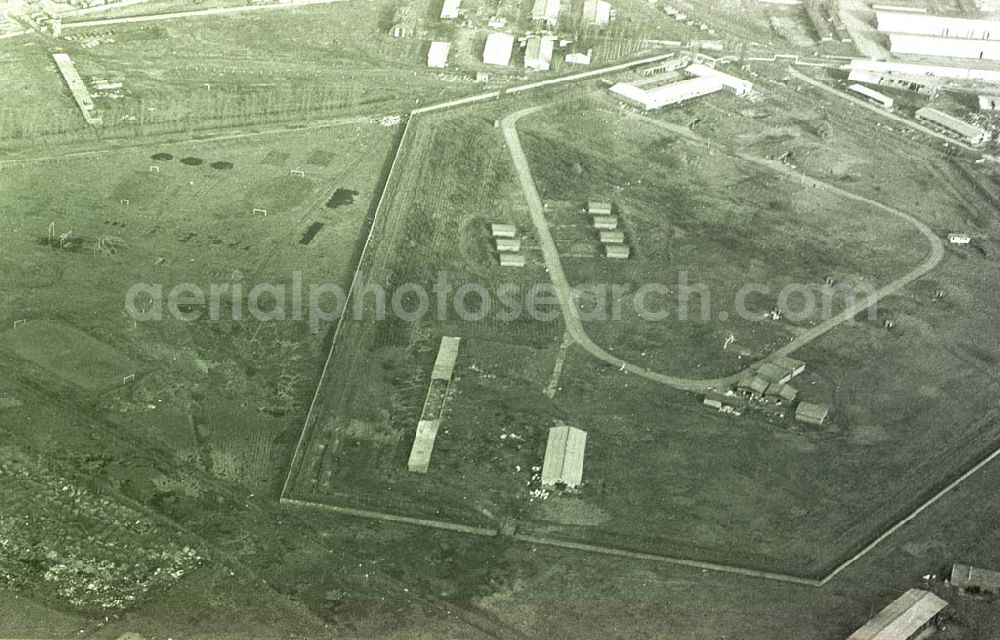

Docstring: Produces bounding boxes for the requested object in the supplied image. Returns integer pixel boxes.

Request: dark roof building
[951,563,1000,593]
[795,402,829,426]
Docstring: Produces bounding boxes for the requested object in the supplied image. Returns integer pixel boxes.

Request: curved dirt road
[501,106,945,392]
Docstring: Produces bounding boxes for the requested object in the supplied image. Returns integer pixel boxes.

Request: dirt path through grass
[502,106,944,392]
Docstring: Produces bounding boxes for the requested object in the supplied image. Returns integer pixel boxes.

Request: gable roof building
[845,589,948,640]
[541,426,587,487]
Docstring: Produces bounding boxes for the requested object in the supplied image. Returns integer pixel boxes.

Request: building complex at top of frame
[844,589,948,640]
[875,10,1000,40]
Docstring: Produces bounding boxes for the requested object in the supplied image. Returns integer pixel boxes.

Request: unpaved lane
[502,106,944,392]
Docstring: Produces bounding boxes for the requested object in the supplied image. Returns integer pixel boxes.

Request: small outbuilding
[440,0,461,18]
[491,223,517,238]
[756,362,794,385]
[541,425,587,487]
[599,230,625,244]
[765,383,799,404]
[795,402,829,426]
[951,563,1000,594]
[592,215,618,230]
[604,244,630,259]
[770,355,806,378]
[703,390,747,411]
[587,201,613,215]
[499,253,526,267]
[495,237,522,252]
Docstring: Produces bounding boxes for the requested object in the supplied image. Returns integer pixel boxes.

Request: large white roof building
[483,32,515,66]
[845,589,948,640]
[685,63,754,96]
[610,76,725,110]
[875,10,1000,40]
[889,32,1000,60]
[427,41,451,68]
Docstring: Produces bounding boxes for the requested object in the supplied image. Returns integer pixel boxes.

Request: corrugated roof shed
[846,589,948,640]
[848,83,894,109]
[951,564,1000,593]
[431,336,461,380]
[408,419,441,473]
[541,426,587,487]
[916,107,990,144]
[588,201,613,214]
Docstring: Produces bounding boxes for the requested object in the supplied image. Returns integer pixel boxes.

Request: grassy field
[517,102,929,378]
[0,117,399,613]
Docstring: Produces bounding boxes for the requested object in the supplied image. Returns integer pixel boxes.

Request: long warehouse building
[915,106,991,144]
[889,32,1000,60]
[52,53,101,126]
[845,589,948,640]
[875,10,1000,40]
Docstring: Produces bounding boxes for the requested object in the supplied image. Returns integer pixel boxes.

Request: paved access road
[502,106,945,393]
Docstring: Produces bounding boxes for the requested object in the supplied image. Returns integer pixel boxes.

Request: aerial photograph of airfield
[5,0,1000,638]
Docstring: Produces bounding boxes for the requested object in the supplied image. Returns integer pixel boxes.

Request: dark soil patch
[180,157,204,166]
[325,188,358,209]
[306,149,336,167]
[211,161,234,170]
[151,152,173,161]
[300,222,325,245]
[261,150,290,166]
